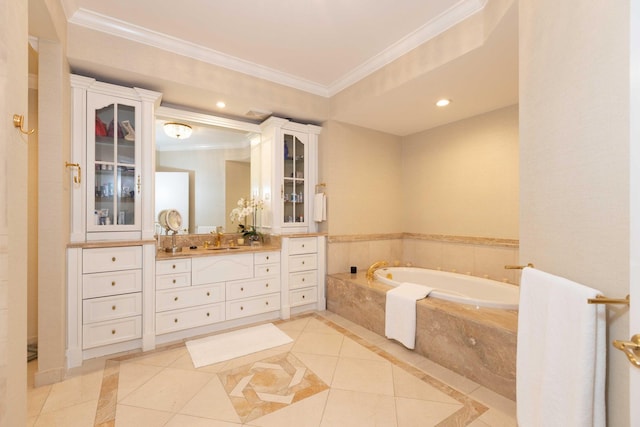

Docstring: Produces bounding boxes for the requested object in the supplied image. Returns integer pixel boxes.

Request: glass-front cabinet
[258,117,321,234]
[283,133,308,224]
[88,94,142,232]
[69,75,162,242]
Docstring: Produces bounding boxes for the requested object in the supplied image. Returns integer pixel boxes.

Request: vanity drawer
[225,293,280,320]
[156,258,191,275]
[254,251,280,265]
[83,293,142,324]
[156,272,191,290]
[255,263,280,278]
[191,253,253,285]
[289,237,317,255]
[289,253,317,272]
[83,246,143,273]
[226,277,281,300]
[83,269,141,298]
[82,316,142,349]
[290,287,318,307]
[156,283,225,312]
[288,270,317,290]
[156,303,224,335]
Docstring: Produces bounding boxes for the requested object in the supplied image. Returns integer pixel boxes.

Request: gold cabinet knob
[172,264,176,269]
[206,312,210,317]
[111,329,116,335]
[112,305,116,311]
[174,318,178,323]
[112,257,116,262]
[174,296,178,301]
[206,291,210,296]
[111,281,116,286]
[240,306,244,311]
[173,279,176,284]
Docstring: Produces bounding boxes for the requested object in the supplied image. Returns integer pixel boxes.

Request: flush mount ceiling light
[164,122,193,139]
[216,101,226,108]
[436,99,451,107]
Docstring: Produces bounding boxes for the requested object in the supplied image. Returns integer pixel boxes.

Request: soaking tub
[374,267,519,310]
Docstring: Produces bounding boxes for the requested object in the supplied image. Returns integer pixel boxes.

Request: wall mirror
[155,106,261,234]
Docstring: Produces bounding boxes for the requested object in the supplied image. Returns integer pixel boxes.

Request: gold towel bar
[587,294,630,305]
[504,263,535,270]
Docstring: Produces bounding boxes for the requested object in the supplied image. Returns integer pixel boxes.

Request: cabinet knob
[240,306,244,311]
[302,261,305,265]
[302,295,306,299]
[302,244,305,248]
[266,256,270,260]
[240,287,244,292]
[265,283,269,288]
[206,312,210,317]
[111,281,116,286]
[174,318,178,323]
[112,257,116,262]
[111,329,116,335]
[266,268,270,273]
[302,278,305,282]
[172,264,176,269]
[265,301,269,306]
[174,296,179,301]
[173,279,176,284]
[112,305,116,311]
[206,291,210,296]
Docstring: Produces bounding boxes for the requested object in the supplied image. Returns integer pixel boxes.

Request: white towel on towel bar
[313,192,326,222]
[385,283,432,349]
[517,267,606,427]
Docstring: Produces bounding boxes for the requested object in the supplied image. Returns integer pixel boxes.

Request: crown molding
[327,0,487,96]
[69,1,485,98]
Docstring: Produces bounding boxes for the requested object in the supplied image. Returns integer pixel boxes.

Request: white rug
[186,323,293,368]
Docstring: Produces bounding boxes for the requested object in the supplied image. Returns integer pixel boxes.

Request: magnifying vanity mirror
[155,107,262,234]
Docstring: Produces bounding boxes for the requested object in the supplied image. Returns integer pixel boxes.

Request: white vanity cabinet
[67,76,161,367]
[226,252,281,320]
[154,252,281,343]
[281,236,326,318]
[257,117,322,234]
[67,244,154,367]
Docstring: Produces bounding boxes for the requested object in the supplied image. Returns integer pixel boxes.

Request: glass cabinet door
[283,133,307,225]
[87,94,141,232]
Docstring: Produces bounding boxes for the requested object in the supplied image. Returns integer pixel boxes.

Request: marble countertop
[155,243,281,260]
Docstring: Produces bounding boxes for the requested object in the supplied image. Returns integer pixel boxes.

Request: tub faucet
[366,260,389,282]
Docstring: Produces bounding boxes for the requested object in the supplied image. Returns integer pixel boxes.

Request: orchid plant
[229,196,264,241]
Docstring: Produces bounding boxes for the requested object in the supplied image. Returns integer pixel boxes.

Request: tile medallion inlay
[88,313,488,426]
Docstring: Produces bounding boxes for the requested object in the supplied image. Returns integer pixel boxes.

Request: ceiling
[52,0,518,136]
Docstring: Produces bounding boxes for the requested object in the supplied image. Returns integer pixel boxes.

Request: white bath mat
[186,323,293,368]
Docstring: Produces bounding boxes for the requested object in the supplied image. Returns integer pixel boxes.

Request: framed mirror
[155,106,261,234]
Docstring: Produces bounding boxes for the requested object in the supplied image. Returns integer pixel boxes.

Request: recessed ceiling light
[436,99,451,107]
[216,101,226,108]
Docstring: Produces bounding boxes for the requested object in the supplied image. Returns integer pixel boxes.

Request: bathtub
[374,267,519,310]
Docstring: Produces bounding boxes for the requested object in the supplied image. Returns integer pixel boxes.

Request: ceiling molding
[327,0,487,96]
[69,8,329,97]
[69,1,486,99]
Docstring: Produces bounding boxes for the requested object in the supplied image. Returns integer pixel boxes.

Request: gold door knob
[613,334,640,368]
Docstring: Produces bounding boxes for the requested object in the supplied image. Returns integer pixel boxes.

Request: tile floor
[27,312,517,426]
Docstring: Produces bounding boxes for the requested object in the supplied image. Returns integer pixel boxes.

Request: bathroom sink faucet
[366,260,389,282]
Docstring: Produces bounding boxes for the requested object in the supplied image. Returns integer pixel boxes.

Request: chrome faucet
[366,260,389,282]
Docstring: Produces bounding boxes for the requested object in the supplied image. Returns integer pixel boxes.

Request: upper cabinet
[258,117,321,234]
[70,75,162,242]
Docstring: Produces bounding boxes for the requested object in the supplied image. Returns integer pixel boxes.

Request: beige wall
[402,105,518,239]
[319,120,403,236]
[520,2,630,426]
[2,0,28,425]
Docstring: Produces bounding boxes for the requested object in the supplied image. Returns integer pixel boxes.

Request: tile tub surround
[327,272,518,400]
[327,233,520,284]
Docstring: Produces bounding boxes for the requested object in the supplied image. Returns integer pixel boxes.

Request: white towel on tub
[517,267,606,427]
[385,283,432,349]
